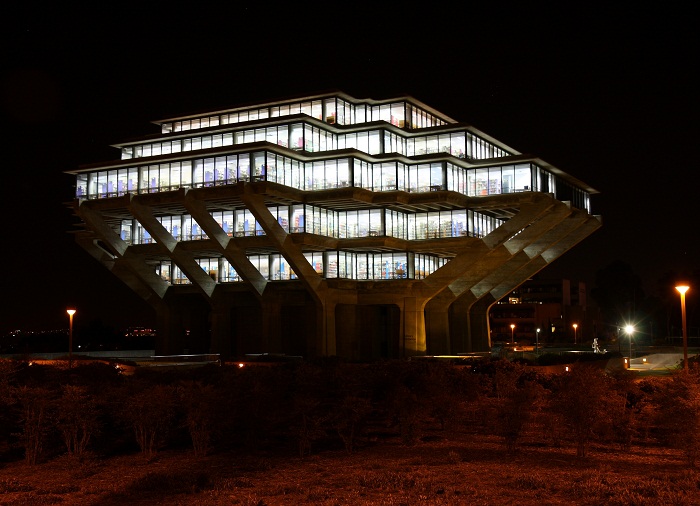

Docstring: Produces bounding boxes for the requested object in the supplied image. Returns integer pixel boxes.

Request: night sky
[1,4,696,335]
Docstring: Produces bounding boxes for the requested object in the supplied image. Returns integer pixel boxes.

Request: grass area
[1,429,698,505]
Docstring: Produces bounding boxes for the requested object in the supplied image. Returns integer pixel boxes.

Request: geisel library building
[67,91,601,361]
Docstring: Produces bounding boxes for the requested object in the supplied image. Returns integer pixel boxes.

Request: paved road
[628,353,696,375]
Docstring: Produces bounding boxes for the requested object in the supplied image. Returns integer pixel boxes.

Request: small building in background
[490,278,601,346]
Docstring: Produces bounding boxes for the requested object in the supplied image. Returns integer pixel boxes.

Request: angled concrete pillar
[75,202,169,303]
[127,195,217,298]
[241,187,334,356]
[183,190,267,298]
[468,294,497,351]
[402,296,427,357]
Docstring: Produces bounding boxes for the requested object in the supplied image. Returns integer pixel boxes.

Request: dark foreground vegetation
[1,356,700,505]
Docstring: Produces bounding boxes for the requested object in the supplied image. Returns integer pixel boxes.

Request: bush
[120,383,176,459]
[177,380,220,457]
[651,370,700,466]
[54,384,101,456]
[11,385,55,464]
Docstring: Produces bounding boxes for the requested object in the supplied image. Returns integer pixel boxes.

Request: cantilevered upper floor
[69,91,596,209]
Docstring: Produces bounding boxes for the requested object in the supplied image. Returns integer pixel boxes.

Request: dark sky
[1,4,697,335]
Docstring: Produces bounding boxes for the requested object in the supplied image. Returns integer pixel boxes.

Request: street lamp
[536,328,540,354]
[676,285,689,370]
[66,309,76,369]
[510,324,515,343]
[625,324,635,365]
[573,323,578,345]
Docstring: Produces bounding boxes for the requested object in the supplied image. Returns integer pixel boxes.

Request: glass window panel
[225,156,236,182]
[515,163,532,191]
[76,173,88,198]
[356,132,369,154]
[203,158,215,186]
[474,168,488,195]
[501,165,514,193]
[266,154,278,183]
[452,133,466,158]
[238,154,250,181]
[290,123,304,150]
[105,170,117,196]
[337,158,350,187]
[489,167,502,194]
[369,209,382,236]
[253,152,266,179]
[368,130,381,155]
[214,157,227,183]
[391,103,405,127]
[159,164,171,190]
[324,98,336,123]
[414,136,427,155]
[291,205,305,233]
[148,165,159,192]
[425,135,439,154]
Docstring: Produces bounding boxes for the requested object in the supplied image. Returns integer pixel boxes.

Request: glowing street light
[67,309,76,369]
[536,327,541,354]
[676,285,690,370]
[510,324,515,343]
[572,323,578,345]
[625,324,635,366]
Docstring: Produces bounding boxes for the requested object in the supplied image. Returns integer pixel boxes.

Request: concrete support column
[424,303,451,356]
[210,302,233,360]
[468,295,497,351]
[155,305,185,356]
[261,300,282,354]
[321,296,338,357]
[402,297,426,357]
[334,304,357,359]
[449,297,474,353]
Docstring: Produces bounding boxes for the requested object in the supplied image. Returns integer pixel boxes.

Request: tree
[489,363,545,452]
[419,362,467,431]
[322,363,374,455]
[54,384,100,456]
[549,364,623,458]
[606,370,648,450]
[11,385,55,464]
[329,394,372,454]
[122,383,176,460]
[651,369,700,466]
[177,380,220,457]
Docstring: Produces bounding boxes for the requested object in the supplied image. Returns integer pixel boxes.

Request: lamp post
[66,309,76,369]
[676,285,689,370]
[536,328,540,354]
[573,323,578,345]
[510,324,515,343]
[625,324,634,366]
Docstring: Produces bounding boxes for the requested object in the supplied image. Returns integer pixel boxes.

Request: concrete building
[67,91,601,361]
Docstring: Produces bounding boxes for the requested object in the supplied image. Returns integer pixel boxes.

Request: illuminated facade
[67,91,601,360]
